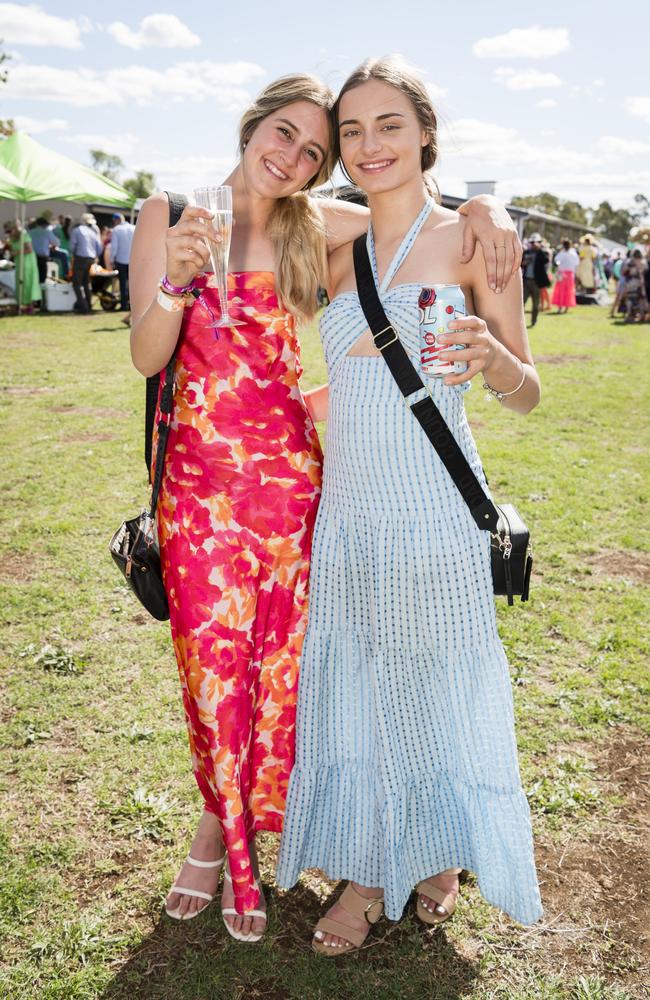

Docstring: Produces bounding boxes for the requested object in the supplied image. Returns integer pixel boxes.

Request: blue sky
[2,1,649,208]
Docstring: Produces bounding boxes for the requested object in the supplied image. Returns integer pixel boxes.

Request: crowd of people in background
[0,211,135,316]
[1,208,649,324]
[521,232,650,325]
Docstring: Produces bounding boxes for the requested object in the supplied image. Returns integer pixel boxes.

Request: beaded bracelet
[483,359,526,402]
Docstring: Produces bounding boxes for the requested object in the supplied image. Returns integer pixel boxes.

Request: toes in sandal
[221,866,267,943]
[312,883,384,956]
[165,853,226,920]
[416,867,462,927]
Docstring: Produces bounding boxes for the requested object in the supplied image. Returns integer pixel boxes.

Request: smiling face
[337,79,428,195]
[242,100,331,199]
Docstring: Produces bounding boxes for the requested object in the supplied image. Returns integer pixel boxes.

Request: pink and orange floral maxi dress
[155,272,322,915]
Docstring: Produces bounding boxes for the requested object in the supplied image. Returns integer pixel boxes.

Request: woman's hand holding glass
[165,205,221,290]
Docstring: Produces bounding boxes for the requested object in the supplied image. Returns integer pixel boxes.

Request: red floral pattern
[156,272,322,915]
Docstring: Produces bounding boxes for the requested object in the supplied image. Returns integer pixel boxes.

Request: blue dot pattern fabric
[276,200,543,925]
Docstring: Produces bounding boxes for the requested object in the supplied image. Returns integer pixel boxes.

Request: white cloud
[625,96,650,124]
[536,98,558,109]
[140,154,238,193]
[13,114,69,134]
[473,26,570,59]
[426,81,448,102]
[570,81,607,99]
[442,117,591,172]
[495,67,562,90]
[62,132,140,159]
[0,3,85,48]
[107,14,200,50]
[596,135,650,157]
[3,60,265,109]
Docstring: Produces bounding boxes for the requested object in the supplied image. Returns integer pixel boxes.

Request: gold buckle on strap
[373,325,398,351]
[364,897,384,924]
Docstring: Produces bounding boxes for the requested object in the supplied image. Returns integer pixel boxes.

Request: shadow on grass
[100,881,479,1000]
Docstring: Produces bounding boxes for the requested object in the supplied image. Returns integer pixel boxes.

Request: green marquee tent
[0,162,22,201]
[0,131,135,311]
[0,131,134,207]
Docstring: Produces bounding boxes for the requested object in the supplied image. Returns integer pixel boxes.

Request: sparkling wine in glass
[192,185,242,329]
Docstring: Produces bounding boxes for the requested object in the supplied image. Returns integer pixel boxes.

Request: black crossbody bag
[353,234,532,605]
[109,192,187,621]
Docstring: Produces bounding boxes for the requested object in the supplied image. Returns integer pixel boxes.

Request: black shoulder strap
[352,234,499,534]
[144,191,188,475]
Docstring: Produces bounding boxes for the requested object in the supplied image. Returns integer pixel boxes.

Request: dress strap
[367,198,435,295]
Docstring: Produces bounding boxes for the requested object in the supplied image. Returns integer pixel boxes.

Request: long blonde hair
[239,75,335,324]
[333,57,440,200]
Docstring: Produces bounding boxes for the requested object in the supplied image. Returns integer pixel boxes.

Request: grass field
[0,302,648,1000]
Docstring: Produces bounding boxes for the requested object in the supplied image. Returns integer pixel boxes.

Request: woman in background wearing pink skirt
[552,239,579,314]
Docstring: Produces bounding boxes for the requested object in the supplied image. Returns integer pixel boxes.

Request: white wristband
[156,287,186,313]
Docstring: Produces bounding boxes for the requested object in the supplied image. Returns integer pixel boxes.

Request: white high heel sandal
[165,853,226,920]
[221,865,267,943]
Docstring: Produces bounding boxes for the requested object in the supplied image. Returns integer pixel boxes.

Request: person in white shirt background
[106,213,135,312]
[551,239,579,315]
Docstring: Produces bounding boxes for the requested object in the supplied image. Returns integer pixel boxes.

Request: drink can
[418,284,468,377]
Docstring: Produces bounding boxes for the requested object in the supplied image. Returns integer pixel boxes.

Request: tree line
[511,192,650,246]
[89,150,156,200]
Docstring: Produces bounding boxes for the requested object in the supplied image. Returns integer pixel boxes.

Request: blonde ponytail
[238,74,335,324]
[266,193,327,325]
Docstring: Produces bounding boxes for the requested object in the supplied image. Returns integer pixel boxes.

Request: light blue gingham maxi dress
[276,201,543,924]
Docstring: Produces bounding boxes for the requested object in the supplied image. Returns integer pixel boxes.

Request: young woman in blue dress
[276,58,543,954]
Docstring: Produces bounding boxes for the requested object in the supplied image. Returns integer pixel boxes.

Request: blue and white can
[418,284,468,377]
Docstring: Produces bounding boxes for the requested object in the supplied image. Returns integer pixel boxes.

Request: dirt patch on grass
[1,385,55,396]
[51,405,125,419]
[532,733,649,992]
[63,431,116,443]
[534,354,592,365]
[3,333,44,349]
[0,551,40,584]
[588,549,650,585]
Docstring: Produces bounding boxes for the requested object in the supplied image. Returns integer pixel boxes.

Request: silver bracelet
[483,358,526,402]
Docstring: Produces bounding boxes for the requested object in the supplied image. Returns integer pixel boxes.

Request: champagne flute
[192,185,242,329]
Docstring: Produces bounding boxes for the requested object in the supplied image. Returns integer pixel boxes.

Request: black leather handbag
[109,356,174,620]
[353,234,532,605]
[109,192,188,621]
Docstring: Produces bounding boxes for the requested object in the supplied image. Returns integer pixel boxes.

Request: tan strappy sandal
[312,883,384,956]
[416,867,462,926]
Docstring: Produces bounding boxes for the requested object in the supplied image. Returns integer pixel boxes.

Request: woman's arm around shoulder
[317,196,370,255]
[457,193,523,294]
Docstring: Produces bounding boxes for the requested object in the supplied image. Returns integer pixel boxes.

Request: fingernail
[489,282,496,290]
[314,930,323,940]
